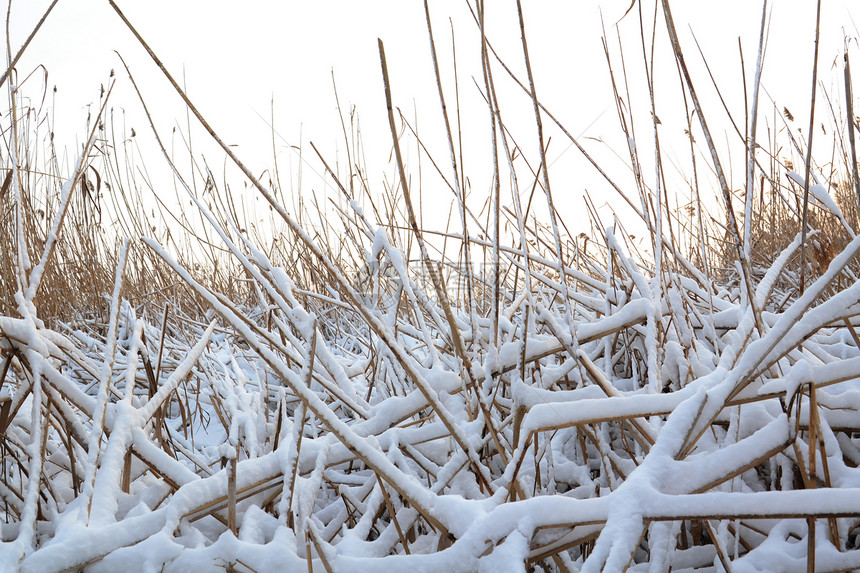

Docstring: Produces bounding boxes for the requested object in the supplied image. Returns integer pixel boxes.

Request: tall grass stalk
[800,0,824,294]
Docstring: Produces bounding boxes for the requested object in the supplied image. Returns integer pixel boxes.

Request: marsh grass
[2,1,860,571]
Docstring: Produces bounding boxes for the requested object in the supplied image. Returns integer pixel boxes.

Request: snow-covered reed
[3,1,860,571]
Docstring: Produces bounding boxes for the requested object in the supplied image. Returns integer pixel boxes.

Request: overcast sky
[7,0,860,244]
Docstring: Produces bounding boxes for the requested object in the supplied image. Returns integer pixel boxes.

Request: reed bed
[3,0,860,571]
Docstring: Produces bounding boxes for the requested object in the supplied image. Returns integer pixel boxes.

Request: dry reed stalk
[799,0,825,296]
[286,342,313,528]
[484,56,539,378]
[227,445,237,535]
[423,0,479,339]
[474,1,503,346]
[660,0,762,332]
[306,527,333,573]
[379,38,505,483]
[375,474,411,554]
[847,50,860,209]
[182,474,285,524]
[744,0,769,259]
[0,0,58,93]
[155,303,169,384]
[81,240,129,523]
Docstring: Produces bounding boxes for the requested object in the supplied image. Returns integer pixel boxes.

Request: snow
[786,171,855,236]
[4,9,860,571]
[787,171,842,218]
[8,237,860,570]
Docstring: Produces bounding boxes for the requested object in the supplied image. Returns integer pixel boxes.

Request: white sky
[7,0,860,251]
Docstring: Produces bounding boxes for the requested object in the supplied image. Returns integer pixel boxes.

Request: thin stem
[800,0,823,294]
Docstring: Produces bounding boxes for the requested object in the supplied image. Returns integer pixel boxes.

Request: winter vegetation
[3,0,860,571]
